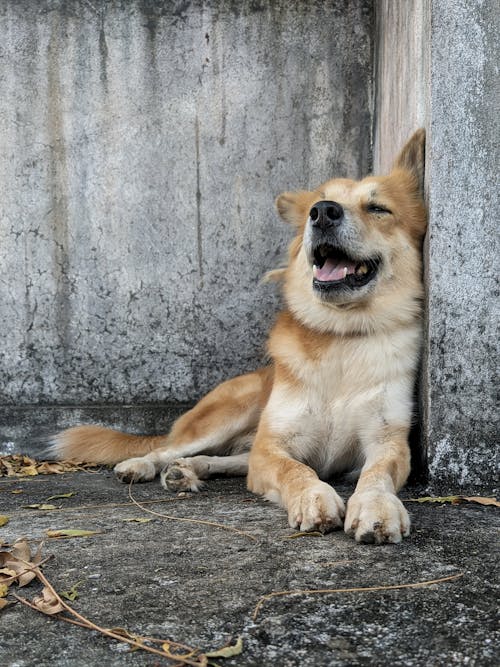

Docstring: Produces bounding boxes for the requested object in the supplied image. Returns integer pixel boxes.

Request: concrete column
[374,0,498,491]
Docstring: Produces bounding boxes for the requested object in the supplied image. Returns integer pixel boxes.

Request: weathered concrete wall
[373,0,430,174]
[425,0,499,490]
[375,0,498,491]
[0,0,373,449]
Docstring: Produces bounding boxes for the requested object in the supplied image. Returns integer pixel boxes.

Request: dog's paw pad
[160,459,203,493]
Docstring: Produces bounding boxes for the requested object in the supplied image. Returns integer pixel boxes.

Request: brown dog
[52,129,427,544]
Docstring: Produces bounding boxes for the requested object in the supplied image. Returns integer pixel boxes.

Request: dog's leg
[344,426,411,544]
[248,422,345,533]
[160,452,249,492]
[114,368,271,484]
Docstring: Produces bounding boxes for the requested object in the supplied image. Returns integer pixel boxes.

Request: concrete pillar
[375,0,498,491]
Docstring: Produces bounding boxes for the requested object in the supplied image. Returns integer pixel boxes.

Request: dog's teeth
[355,263,368,275]
[343,267,348,278]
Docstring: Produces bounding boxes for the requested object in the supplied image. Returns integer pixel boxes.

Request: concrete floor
[0,470,498,666]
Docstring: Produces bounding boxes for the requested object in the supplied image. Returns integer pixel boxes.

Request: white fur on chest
[266,326,420,478]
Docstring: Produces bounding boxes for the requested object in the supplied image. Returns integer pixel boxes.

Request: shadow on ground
[0,470,498,666]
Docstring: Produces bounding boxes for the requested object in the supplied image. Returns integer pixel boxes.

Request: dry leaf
[60,581,83,602]
[11,489,23,494]
[284,531,324,539]
[0,583,8,597]
[206,636,243,659]
[407,495,499,507]
[0,567,17,579]
[0,598,11,610]
[45,493,76,502]
[23,504,60,511]
[122,518,152,523]
[463,496,500,507]
[0,455,100,477]
[32,586,65,614]
[46,529,102,539]
[161,642,196,661]
[0,516,9,527]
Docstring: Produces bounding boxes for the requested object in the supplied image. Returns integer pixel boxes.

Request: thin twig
[252,572,464,619]
[6,495,193,517]
[14,585,205,666]
[128,482,257,541]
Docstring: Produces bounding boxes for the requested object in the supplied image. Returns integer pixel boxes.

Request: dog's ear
[275,190,313,226]
[392,128,426,195]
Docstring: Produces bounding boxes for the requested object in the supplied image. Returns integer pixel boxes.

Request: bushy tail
[49,425,169,465]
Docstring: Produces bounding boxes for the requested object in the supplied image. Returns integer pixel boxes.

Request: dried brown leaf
[0,583,8,597]
[32,586,65,614]
[45,493,76,501]
[0,598,11,610]
[0,516,9,527]
[46,529,102,539]
[206,636,243,658]
[407,495,499,507]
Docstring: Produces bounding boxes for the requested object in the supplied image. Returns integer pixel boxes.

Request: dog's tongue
[313,257,357,282]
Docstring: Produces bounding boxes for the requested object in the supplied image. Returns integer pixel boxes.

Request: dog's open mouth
[312,244,380,290]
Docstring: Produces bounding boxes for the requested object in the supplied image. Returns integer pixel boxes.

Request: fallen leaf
[284,531,324,539]
[408,495,462,504]
[23,504,60,511]
[0,516,9,527]
[45,492,76,502]
[46,529,102,539]
[407,495,499,507]
[161,642,196,661]
[463,496,500,507]
[0,598,11,610]
[122,517,152,523]
[0,455,100,477]
[0,583,8,597]
[11,489,24,494]
[60,580,83,602]
[0,567,17,578]
[32,586,65,614]
[206,636,243,659]
[1,538,44,587]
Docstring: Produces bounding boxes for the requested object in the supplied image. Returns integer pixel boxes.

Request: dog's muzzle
[307,201,380,293]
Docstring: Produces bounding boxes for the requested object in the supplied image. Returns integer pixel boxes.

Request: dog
[52,129,427,544]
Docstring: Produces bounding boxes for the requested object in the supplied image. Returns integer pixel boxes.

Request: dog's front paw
[160,459,204,493]
[345,490,410,544]
[114,457,156,483]
[288,481,345,533]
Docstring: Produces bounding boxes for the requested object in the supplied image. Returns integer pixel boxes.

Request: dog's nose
[309,201,344,228]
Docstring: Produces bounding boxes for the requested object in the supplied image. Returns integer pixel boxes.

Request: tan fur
[52,130,427,544]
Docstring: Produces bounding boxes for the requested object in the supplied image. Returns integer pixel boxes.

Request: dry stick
[252,572,464,620]
[15,567,206,667]
[13,593,205,667]
[127,482,257,541]
[5,496,194,517]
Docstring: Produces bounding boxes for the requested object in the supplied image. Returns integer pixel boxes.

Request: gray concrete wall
[375,0,498,491]
[0,0,374,450]
[426,0,499,490]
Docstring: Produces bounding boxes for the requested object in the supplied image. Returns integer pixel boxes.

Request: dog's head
[275,129,428,334]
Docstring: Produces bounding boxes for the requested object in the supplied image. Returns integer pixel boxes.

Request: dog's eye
[367,204,392,215]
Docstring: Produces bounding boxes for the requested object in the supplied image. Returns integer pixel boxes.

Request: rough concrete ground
[0,470,498,666]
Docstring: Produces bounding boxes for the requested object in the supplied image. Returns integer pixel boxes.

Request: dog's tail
[49,425,169,465]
